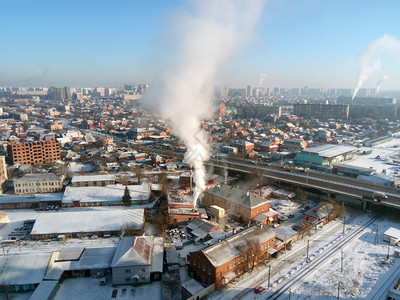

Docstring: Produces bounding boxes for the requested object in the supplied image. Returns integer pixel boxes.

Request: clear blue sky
[1,0,400,89]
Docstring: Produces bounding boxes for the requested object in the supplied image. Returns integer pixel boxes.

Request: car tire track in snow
[266,215,379,300]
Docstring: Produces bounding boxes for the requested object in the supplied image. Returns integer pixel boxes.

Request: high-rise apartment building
[7,140,61,166]
[246,85,253,97]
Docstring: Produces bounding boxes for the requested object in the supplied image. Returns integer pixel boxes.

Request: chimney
[190,166,193,195]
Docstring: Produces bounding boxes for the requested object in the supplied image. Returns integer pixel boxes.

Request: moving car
[254,286,265,293]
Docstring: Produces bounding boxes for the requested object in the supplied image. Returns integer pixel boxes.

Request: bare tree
[241,238,261,272]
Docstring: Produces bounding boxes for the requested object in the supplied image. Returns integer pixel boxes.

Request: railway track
[266,215,379,300]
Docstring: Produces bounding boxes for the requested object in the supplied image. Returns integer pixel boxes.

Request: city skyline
[1,0,400,90]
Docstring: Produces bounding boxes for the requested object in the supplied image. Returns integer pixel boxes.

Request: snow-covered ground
[344,137,400,176]
[206,209,400,300]
[54,276,162,300]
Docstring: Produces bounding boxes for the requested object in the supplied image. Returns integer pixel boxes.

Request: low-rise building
[30,208,145,239]
[14,173,62,195]
[187,224,275,289]
[204,185,270,222]
[71,174,116,187]
[111,236,163,284]
[62,183,151,207]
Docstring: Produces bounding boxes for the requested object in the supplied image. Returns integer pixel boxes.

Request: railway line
[266,215,379,300]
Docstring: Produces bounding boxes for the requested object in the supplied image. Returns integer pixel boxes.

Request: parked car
[254,286,264,293]
[288,214,295,218]
[100,278,107,286]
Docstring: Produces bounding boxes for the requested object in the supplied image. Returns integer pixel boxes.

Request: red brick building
[7,139,60,165]
[187,225,276,289]
[204,185,271,222]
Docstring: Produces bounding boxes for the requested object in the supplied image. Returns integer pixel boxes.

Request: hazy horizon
[1,0,400,90]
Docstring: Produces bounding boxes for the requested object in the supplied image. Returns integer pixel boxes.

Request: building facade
[8,140,60,165]
[14,173,62,195]
[71,174,116,187]
[294,103,349,119]
[187,225,275,289]
[204,185,270,222]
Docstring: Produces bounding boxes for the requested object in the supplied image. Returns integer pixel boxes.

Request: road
[206,158,400,208]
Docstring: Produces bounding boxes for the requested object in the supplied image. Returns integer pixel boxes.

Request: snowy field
[207,209,400,300]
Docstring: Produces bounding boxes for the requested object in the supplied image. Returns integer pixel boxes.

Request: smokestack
[190,166,193,195]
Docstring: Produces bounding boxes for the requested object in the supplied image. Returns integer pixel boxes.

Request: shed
[384,227,400,244]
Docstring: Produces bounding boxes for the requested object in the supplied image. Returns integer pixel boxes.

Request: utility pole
[387,243,391,260]
[306,240,310,261]
[337,281,341,300]
[342,216,346,235]
[284,235,287,252]
[268,265,271,289]
[375,226,379,245]
[289,289,292,300]
[341,249,344,273]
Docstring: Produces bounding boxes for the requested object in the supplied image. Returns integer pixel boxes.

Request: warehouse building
[71,174,116,187]
[295,144,358,170]
[62,183,151,207]
[30,208,145,239]
[0,253,53,292]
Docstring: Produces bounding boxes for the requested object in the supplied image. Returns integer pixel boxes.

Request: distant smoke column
[375,75,389,96]
[156,0,265,208]
[352,34,400,99]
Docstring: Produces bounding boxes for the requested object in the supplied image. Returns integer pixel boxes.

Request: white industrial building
[30,208,145,239]
[62,183,151,207]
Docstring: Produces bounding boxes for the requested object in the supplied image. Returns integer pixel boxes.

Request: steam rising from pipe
[352,34,400,99]
[375,75,389,96]
[145,0,265,207]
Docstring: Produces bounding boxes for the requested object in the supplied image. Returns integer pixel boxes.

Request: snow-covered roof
[71,174,115,183]
[181,279,204,296]
[187,218,218,240]
[31,208,144,236]
[111,236,155,268]
[0,252,52,285]
[201,225,275,268]
[301,144,357,158]
[205,185,269,209]
[30,280,59,300]
[253,209,279,222]
[15,173,59,182]
[150,237,164,273]
[384,227,400,240]
[62,183,151,204]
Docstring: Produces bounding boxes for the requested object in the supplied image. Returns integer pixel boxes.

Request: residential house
[111,236,163,285]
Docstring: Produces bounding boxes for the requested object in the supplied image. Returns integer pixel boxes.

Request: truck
[363,192,388,202]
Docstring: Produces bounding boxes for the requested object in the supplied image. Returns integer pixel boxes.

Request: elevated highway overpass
[206,158,400,209]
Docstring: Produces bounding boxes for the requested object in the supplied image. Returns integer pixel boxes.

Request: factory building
[295,144,358,170]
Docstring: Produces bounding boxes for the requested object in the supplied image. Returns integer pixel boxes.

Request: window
[193,260,196,266]
[203,265,205,271]
[141,268,145,272]
[125,269,131,274]
[208,269,211,275]
[125,278,131,282]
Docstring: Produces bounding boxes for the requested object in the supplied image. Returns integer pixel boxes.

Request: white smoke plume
[145,0,265,207]
[258,73,268,86]
[375,75,389,96]
[352,34,400,99]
